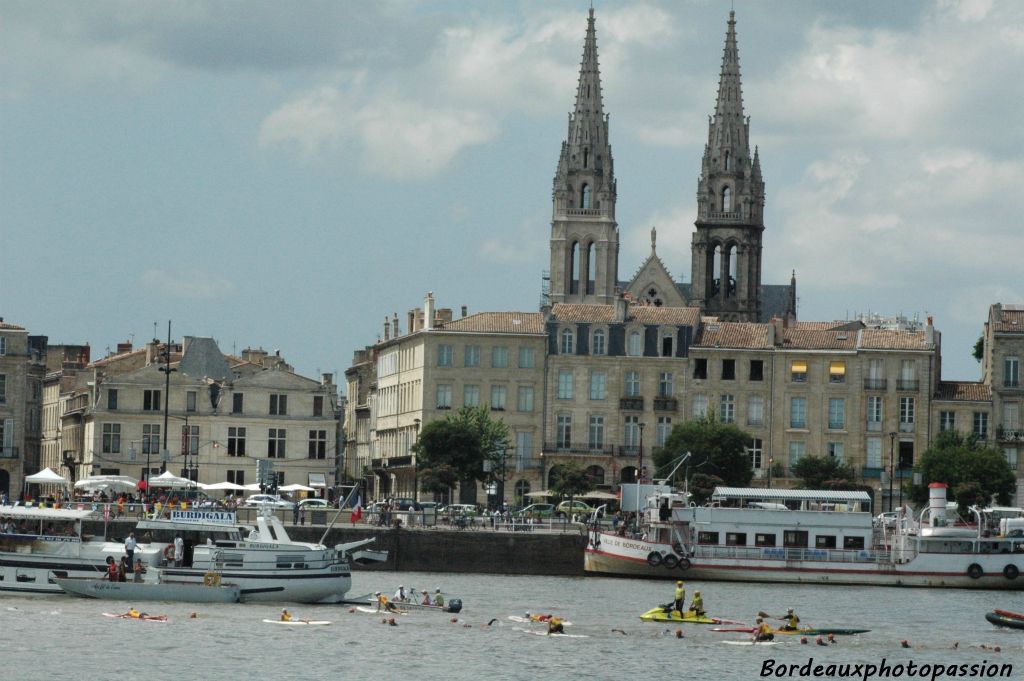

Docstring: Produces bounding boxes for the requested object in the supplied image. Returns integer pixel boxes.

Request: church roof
[439,312,545,335]
[551,303,701,326]
[934,381,992,402]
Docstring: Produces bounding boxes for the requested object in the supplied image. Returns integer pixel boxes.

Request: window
[228,427,246,457]
[183,425,198,456]
[1005,448,1019,470]
[227,470,245,486]
[844,536,865,550]
[0,337,4,355]
[270,394,288,416]
[790,397,807,429]
[142,424,160,455]
[268,428,286,458]
[0,375,5,403]
[720,394,735,423]
[726,533,747,546]
[186,391,197,413]
[661,335,674,357]
[624,371,640,397]
[698,531,720,545]
[827,442,844,462]
[581,183,591,209]
[939,411,955,432]
[556,415,572,448]
[437,345,453,367]
[748,438,763,469]
[866,437,882,468]
[693,358,708,380]
[1006,357,1021,387]
[517,386,534,412]
[436,384,452,409]
[588,416,604,449]
[624,416,639,447]
[464,345,481,368]
[560,329,574,355]
[628,330,643,357]
[656,417,672,446]
[308,430,327,459]
[490,385,507,410]
[658,372,673,397]
[790,361,807,383]
[492,346,509,368]
[1004,403,1020,430]
[747,395,764,426]
[816,535,837,549]
[143,389,161,412]
[973,412,988,438]
[313,395,324,417]
[464,385,480,408]
[589,372,606,400]
[789,441,805,467]
[232,393,243,414]
[784,530,808,548]
[829,361,846,384]
[867,396,883,432]
[518,347,535,369]
[107,389,118,410]
[900,360,916,383]
[899,397,915,432]
[102,423,121,454]
[828,398,846,430]
[749,360,764,381]
[755,533,776,547]
[516,432,533,467]
[557,370,574,400]
[722,186,732,211]
[692,394,709,418]
[592,329,606,356]
[721,359,736,380]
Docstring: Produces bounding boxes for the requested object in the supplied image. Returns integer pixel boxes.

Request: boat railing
[690,544,892,565]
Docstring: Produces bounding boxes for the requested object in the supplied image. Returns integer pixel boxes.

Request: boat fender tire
[967,563,984,580]
[163,545,175,561]
[647,552,663,567]
[677,557,691,571]
[662,554,679,569]
[672,542,683,555]
[203,572,221,587]
[1004,564,1019,580]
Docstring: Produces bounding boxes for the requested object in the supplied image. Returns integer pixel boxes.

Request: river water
[3,573,1021,680]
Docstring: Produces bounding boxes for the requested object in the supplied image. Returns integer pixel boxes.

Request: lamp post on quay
[888,431,897,513]
[412,418,421,503]
[638,422,646,483]
[157,321,176,475]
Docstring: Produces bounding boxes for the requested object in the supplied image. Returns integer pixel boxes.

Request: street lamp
[412,418,421,503]
[888,431,897,513]
[540,452,546,492]
[157,321,176,475]
[767,456,774,489]
[638,422,646,484]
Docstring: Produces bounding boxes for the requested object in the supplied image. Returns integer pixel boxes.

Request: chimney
[392,313,399,337]
[614,293,628,323]
[322,373,333,386]
[116,342,133,355]
[145,340,160,366]
[772,317,784,346]
[424,292,435,331]
[383,316,391,341]
[767,321,776,347]
[182,336,194,356]
[926,316,934,345]
[461,305,468,318]
[437,308,453,325]
[408,310,417,334]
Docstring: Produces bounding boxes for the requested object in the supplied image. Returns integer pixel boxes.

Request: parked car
[297,498,331,509]
[242,494,295,509]
[392,498,421,511]
[517,503,556,519]
[442,504,480,521]
[555,500,594,517]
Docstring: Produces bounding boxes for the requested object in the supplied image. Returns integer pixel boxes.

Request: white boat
[0,504,164,595]
[55,575,241,603]
[134,508,383,603]
[585,483,1024,589]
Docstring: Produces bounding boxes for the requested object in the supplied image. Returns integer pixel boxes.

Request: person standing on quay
[173,535,184,567]
[124,532,136,573]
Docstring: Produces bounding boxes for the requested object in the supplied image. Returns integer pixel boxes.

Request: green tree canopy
[412,406,511,495]
[907,430,1015,514]
[972,334,984,363]
[792,455,857,489]
[688,473,724,506]
[549,460,594,499]
[652,413,754,489]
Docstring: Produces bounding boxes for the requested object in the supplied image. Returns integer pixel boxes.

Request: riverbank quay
[86,518,588,576]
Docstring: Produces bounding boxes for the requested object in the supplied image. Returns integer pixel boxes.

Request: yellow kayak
[639,607,745,625]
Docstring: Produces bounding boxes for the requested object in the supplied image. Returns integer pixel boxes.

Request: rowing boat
[985,612,1024,630]
[639,607,744,625]
[711,626,869,636]
[262,619,331,626]
[993,609,1024,620]
[722,640,780,646]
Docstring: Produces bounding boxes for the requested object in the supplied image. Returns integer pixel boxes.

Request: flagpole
[318,485,362,545]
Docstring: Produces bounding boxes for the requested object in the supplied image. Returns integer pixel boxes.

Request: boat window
[755,533,776,547]
[16,570,35,583]
[726,532,747,546]
[783,530,808,548]
[218,553,244,567]
[697,531,720,545]
[276,555,306,569]
[843,536,865,550]
[815,535,837,549]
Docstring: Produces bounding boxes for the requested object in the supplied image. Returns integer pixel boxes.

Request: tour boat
[585,483,1024,589]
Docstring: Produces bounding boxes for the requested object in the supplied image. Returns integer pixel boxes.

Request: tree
[549,461,594,520]
[448,405,512,481]
[907,430,1016,514]
[688,473,724,506]
[792,455,857,489]
[972,334,984,363]
[652,413,754,489]
[411,406,511,501]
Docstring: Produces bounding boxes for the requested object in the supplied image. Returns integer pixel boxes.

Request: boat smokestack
[928,482,948,527]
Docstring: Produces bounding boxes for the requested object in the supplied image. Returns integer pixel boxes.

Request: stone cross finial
[651,226,657,251]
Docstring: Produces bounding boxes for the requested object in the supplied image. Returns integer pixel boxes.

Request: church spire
[570,8,606,147]
[714,10,745,122]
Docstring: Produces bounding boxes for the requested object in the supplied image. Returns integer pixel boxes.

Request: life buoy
[163,545,175,561]
[677,557,692,571]
[647,551,663,567]
[662,554,679,569]
[967,563,984,580]
[203,572,221,587]
[1004,564,1019,580]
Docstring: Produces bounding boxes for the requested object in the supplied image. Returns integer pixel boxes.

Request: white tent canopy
[243,483,262,491]
[279,483,314,492]
[24,468,69,485]
[200,481,246,491]
[524,490,553,498]
[74,475,139,492]
[148,471,194,489]
[583,491,619,500]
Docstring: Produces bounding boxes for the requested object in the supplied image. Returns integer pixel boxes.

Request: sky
[2,0,1022,388]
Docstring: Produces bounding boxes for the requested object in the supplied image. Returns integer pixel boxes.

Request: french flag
[351,494,362,523]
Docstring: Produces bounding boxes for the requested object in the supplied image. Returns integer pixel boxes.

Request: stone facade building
[0,320,45,497]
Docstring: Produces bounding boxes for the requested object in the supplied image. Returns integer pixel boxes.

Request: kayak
[507,615,573,626]
[993,609,1024,621]
[639,607,744,625]
[516,627,588,639]
[356,606,406,615]
[262,619,331,626]
[103,612,168,622]
[722,640,780,646]
[712,626,869,636]
[986,612,1024,630]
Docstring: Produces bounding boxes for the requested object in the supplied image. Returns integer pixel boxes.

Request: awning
[308,473,327,488]
[830,361,846,375]
[791,360,807,372]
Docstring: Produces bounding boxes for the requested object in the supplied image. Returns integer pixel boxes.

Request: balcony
[542,443,615,456]
[897,379,919,391]
[619,397,644,411]
[564,207,609,218]
[617,446,641,457]
[861,467,884,479]
[653,397,678,412]
[863,378,887,390]
[997,428,1024,442]
[899,422,915,433]
[0,446,19,459]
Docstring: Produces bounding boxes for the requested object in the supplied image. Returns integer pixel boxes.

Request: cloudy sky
[2,0,1022,385]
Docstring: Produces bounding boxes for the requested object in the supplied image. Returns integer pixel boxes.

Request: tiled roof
[694,322,771,349]
[934,381,992,402]
[793,321,849,331]
[440,312,545,334]
[781,329,858,350]
[0,321,26,330]
[551,303,701,326]
[993,307,1024,333]
[857,329,933,351]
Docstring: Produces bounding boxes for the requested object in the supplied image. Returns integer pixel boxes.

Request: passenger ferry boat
[585,483,1024,589]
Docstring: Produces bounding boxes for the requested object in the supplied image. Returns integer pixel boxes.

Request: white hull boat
[55,576,241,603]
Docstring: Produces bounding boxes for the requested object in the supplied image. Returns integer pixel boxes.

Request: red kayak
[993,609,1024,621]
